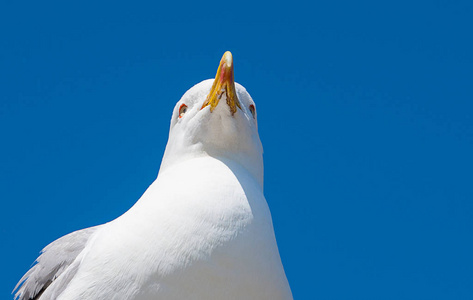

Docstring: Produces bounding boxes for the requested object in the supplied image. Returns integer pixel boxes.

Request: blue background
[2,1,472,299]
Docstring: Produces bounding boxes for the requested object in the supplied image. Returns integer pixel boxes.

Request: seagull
[14,51,293,300]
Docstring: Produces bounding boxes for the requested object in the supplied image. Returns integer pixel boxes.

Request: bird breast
[59,156,289,299]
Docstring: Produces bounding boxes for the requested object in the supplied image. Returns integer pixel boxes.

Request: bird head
[159,52,263,185]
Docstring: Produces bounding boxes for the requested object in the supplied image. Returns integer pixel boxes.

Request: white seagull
[14,52,293,300]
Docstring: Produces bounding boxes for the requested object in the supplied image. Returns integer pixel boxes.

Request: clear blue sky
[1,1,472,299]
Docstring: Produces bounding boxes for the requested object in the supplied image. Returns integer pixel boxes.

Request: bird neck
[158,152,264,190]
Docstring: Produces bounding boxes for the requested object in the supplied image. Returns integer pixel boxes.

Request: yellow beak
[201,51,242,115]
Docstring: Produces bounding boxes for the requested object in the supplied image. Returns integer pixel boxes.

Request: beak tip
[222,51,233,68]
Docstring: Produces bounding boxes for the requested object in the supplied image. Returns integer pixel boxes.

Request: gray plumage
[13,226,99,300]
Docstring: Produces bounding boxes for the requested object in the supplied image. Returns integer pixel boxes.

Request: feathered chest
[71,158,279,298]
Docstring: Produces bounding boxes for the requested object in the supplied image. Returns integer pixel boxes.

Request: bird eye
[179,104,188,118]
[249,104,256,119]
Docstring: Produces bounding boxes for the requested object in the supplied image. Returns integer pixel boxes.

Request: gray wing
[13,226,100,300]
